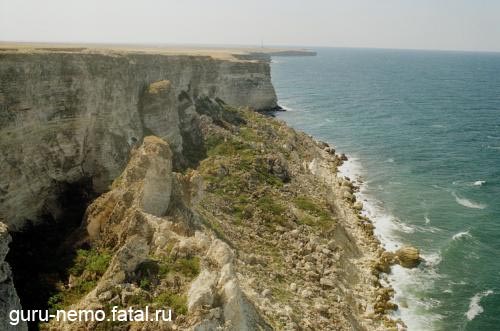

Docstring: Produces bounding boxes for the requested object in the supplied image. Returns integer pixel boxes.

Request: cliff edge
[0,47,277,229]
[0,46,405,331]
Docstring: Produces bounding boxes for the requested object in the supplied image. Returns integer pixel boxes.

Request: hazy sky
[1,0,500,52]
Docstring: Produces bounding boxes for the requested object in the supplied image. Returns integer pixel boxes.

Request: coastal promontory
[0,44,404,330]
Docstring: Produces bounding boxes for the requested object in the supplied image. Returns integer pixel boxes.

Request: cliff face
[41,106,399,331]
[0,223,24,331]
[0,48,404,331]
[48,135,271,331]
[0,50,277,229]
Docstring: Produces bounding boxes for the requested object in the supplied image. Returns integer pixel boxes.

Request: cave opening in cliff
[5,178,96,330]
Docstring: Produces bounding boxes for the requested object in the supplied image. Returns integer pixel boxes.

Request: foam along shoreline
[337,154,442,330]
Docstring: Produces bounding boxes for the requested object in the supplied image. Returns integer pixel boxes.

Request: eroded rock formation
[0,223,25,330]
[0,49,277,230]
[0,47,411,330]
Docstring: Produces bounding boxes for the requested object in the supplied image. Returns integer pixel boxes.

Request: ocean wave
[466,290,493,321]
[278,103,295,111]
[431,184,448,191]
[339,155,443,330]
[452,192,487,209]
[338,156,364,183]
[414,225,442,233]
[394,220,415,233]
[452,230,472,241]
[422,252,442,267]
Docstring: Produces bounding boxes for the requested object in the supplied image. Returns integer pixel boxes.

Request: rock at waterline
[395,246,421,268]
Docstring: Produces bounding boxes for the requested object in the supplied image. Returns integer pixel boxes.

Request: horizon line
[2,39,499,55]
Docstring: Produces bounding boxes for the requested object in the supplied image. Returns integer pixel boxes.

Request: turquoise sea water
[271,48,500,331]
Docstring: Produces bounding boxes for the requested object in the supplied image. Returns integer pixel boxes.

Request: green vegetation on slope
[48,248,112,312]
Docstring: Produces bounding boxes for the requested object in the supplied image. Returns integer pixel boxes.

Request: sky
[1,0,500,52]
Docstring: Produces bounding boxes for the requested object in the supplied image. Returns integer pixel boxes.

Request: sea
[271,47,500,331]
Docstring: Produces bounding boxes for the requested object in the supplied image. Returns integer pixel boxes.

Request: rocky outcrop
[0,222,26,331]
[188,239,271,331]
[49,135,269,330]
[85,135,173,241]
[0,49,277,230]
[395,246,421,268]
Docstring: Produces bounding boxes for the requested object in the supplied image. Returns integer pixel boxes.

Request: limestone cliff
[43,107,401,330]
[0,47,406,331]
[0,49,277,229]
[0,223,25,331]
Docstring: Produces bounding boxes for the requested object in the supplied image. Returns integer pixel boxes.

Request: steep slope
[0,49,276,229]
[41,105,402,331]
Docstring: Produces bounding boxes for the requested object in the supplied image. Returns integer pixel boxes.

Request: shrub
[294,196,333,229]
[158,256,200,278]
[69,248,112,277]
[154,291,188,315]
[48,248,111,312]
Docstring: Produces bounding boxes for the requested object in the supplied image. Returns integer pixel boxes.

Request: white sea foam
[452,230,472,241]
[466,290,493,321]
[473,180,486,186]
[420,251,443,269]
[395,220,416,234]
[338,156,366,188]
[339,156,442,330]
[452,192,487,209]
[278,103,295,111]
[415,225,442,233]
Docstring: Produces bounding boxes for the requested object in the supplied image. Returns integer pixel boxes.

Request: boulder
[395,246,421,268]
[266,154,290,182]
[353,201,363,211]
[207,239,234,267]
[188,270,218,312]
[221,280,272,330]
[342,191,354,202]
[375,251,396,273]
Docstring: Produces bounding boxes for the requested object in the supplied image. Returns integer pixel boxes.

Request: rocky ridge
[44,105,410,330]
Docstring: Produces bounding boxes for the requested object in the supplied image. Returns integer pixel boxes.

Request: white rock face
[139,137,173,216]
[0,222,26,331]
[0,51,277,229]
[207,239,234,266]
[188,270,218,311]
